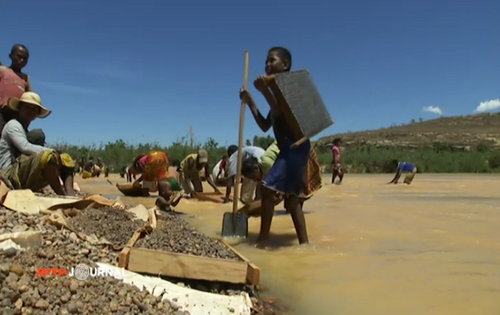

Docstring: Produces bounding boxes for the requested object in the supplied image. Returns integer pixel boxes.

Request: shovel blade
[221,212,248,238]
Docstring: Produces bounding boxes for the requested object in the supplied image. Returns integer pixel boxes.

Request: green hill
[316,112,500,151]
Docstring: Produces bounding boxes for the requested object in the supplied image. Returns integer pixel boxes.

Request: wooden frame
[265,71,334,148]
[118,230,260,286]
[267,75,305,146]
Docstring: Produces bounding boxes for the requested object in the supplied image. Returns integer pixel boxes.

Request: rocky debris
[37,191,87,198]
[0,206,278,314]
[135,213,240,261]
[67,207,145,247]
[0,234,183,314]
[251,297,283,315]
[160,276,248,296]
[0,208,44,235]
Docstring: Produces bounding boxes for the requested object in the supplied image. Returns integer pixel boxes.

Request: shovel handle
[290,136,309,149]
[232,50,249,216]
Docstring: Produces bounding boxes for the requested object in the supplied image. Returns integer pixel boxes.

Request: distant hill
[316,112,500,151]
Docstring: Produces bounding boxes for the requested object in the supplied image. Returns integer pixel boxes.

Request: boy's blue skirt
[262,138,310,196]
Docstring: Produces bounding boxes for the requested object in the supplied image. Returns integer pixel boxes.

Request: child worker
[155,177,183,212]
[239,47,310,249]
[331,138,345,184]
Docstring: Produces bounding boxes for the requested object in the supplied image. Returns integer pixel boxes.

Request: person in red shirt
[216,145,237,180]
[0,44,34,133]
[218,155,228,176]
[331,138,344,184]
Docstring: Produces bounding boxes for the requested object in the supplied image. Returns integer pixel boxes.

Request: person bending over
[388,160,417,185]
[179,150,221,197]
[131,151,169,196]
[224,145,265,204]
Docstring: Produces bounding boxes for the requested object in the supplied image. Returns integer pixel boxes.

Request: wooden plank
[223,242,261,286]
[127,247,249,284]
[118,230,144,268]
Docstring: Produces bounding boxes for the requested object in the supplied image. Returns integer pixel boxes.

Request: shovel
[221,50,250,238]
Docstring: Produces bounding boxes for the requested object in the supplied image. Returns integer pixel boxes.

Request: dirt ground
[77,173,500,315]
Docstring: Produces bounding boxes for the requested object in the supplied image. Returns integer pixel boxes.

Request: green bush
[488,152,500,169]
[316,146,498,173]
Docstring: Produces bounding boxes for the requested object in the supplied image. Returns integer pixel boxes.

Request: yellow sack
[82,171,91,179]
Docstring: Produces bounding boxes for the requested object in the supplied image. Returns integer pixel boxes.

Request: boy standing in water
[388,160,417,184]
[240,47,310,248]
[331,138,344,184]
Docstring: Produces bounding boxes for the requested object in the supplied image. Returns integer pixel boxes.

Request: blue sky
[1,0,499,147]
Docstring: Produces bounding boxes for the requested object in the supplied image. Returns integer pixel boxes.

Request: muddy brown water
[78,174,500,315]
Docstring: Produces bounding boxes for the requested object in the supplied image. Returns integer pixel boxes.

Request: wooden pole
[232,51,249,232]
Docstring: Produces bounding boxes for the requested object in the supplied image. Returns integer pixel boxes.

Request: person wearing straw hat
[0,91,76,196]
[179,149,221,197]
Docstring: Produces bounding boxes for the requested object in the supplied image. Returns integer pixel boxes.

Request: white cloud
[422,106,443,115]
[475,99,500,113]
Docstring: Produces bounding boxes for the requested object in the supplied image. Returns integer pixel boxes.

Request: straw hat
[7,92,51,119]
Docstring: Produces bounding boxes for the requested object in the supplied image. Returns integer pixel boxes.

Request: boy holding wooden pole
[239,47,310,249]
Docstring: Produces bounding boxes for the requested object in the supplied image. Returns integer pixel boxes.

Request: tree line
[52,135,500,174]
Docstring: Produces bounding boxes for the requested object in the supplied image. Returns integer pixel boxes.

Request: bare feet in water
[254,240,269,250]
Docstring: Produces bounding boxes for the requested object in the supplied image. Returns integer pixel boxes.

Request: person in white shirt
[223,146,265,204]
[0,92,75,195]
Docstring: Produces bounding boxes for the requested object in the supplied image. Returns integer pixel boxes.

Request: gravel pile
[0,205,278,314]
[0,209,44,235]
[0,228,186,314]
[67,207,145,247]
[135,213,240,261]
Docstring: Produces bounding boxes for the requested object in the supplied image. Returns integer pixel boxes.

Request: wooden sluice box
[118,228,260,286]
[265,69,334,147]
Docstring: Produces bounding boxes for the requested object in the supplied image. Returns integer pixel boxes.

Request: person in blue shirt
[388,160,417,184]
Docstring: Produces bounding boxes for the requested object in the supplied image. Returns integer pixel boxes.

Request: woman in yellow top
[179,149,221,197]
